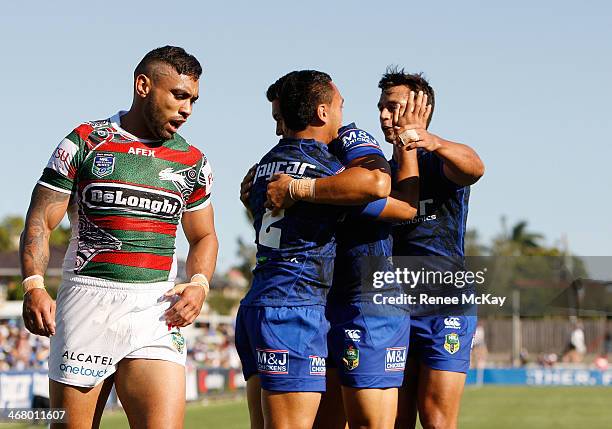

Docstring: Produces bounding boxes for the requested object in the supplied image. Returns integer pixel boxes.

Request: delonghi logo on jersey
[254,161,316,181]
[92,153,115,178]
[444,333,460,354]
[344,329,362,342]
[385,347,407,372]
[444,317,462,329]
[256,348,289,374]
[309,355,326,376]
[82,183,183,219]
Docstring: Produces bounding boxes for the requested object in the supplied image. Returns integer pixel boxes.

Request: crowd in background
[187,322,241,369]
[0,319,49,370]
[0,318,241,371]
[2,317,611,372]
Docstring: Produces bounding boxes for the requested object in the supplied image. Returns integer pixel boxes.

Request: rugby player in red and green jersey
[20,46,218,429]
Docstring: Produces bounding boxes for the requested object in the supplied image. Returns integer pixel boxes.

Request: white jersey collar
[110,110,160,144]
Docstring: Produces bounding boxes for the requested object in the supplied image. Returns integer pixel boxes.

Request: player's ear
[316,103,328,124]
[134,74,152,99]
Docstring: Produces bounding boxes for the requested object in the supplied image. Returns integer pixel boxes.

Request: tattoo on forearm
[20,185,69,277]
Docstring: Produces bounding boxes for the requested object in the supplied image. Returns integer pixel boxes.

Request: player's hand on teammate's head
[265,173,295,215]
[22,288,56,337]
[240,164,257,211]
[392,90,433,149]
[164,280,208,327]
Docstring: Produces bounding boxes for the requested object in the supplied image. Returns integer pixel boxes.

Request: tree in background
[0,215,70,251]
[0,215,70,301]
[465,229,489,256]
[233,209,256,285]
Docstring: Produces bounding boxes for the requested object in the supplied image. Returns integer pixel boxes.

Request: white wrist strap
[191,274,210,293]
[22,275,45,294]
[398,129,420,146]
[289,178,316,201]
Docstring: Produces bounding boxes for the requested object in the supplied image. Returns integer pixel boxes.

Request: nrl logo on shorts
[92,153,115,178]
[342,345,359,371]
[444,333,460,354]
[171,331,185,354]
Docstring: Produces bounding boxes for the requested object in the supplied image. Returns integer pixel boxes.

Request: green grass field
[2,386,611,428]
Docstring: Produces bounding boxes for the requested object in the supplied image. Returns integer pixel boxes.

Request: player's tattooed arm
[20,185,70,277]
[165,204,219,328]
[19,184,69,337]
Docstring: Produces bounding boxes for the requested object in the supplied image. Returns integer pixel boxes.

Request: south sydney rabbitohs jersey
[327,123,396,303]
[241,138,345,307]
[38,112,213,283]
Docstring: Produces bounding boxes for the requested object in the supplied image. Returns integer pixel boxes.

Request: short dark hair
[279,70,334,132]
[266,72,296,102]
[379,66,435,127]
[135,46,202,80]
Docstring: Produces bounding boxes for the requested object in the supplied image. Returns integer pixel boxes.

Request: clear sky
[2,1,610,272]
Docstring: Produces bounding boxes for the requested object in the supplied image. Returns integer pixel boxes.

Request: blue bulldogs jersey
[328,124,396,303]
[241,138,345,307]
[390,149,474,314]
[391,149,470,259]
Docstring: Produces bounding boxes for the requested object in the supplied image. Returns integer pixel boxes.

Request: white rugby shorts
[49,275,187,388]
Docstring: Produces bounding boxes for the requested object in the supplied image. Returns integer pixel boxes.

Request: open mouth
[167,120,182,134]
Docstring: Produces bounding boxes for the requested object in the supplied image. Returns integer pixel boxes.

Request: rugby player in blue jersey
[246,78,430,429]
[235,70,349,429]
[377,68,485,429]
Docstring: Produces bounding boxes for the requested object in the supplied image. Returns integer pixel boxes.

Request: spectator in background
[471,321,488,369]
[594,331,611,371]
[186,322,241,369]
[562,320,587,363]
[604,332,612,356]
[519,348,530,367]
[0,319,51,370]
[0,317,237,372]
[12,330,32,370]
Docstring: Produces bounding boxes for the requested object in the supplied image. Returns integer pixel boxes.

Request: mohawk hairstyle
[135,46,202,80]
[379,66,435,127]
